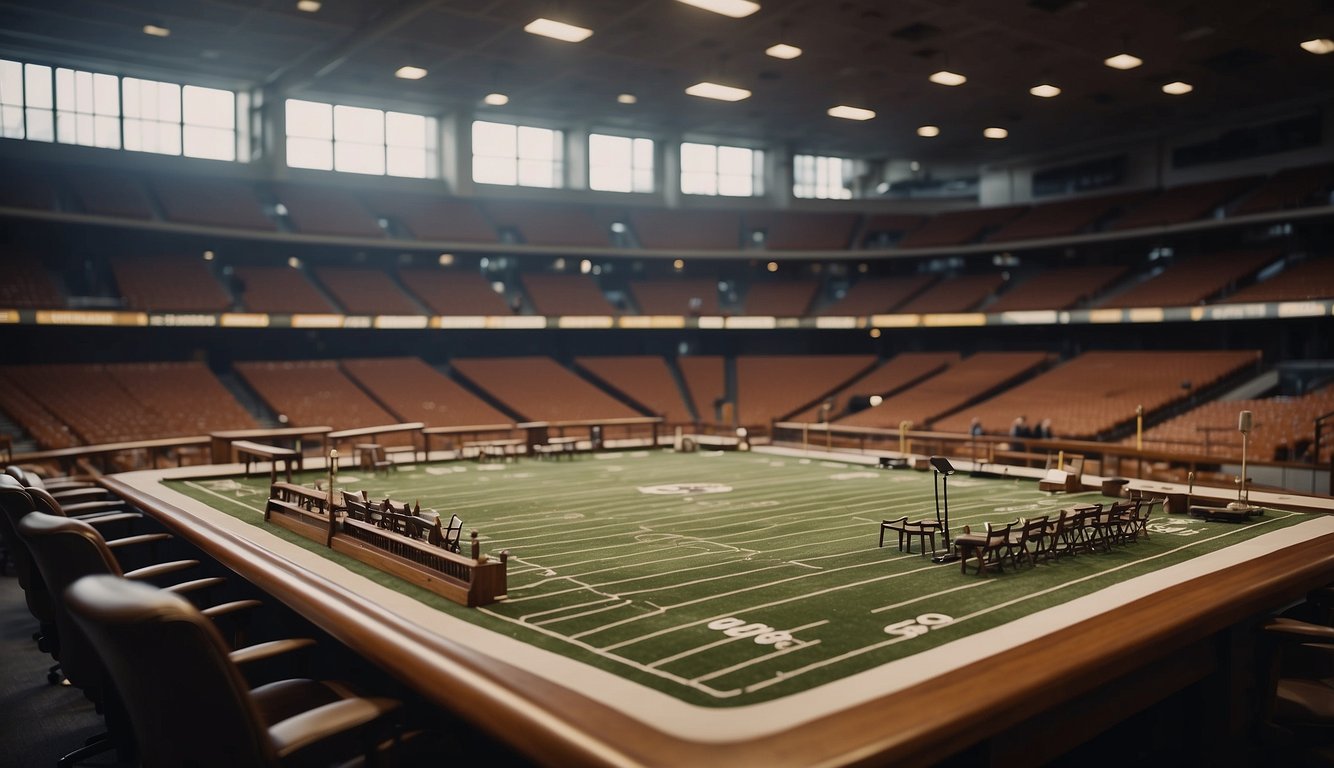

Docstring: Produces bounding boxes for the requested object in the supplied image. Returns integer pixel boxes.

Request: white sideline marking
[521,596,620,622]
[870,580,993,614]
[533,600,636,627]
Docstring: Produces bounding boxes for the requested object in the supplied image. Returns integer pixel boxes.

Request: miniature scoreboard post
[326,448,338,546]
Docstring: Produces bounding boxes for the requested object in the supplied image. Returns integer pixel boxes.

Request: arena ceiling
[1,0,1332,165]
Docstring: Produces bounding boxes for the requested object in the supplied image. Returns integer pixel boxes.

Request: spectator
[1038,418,1053,440]
[970,417,984,437]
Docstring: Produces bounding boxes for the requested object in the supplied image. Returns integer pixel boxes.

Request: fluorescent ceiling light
[1103,53,1143,70]
[917,125,940,137]
[395,66,428,80]
[524,18,593,43]
[1300,38,1334,54]
[143,24,171,37]
[675,0,760,19]
[983,127,1008,139]
[685,81,751,101]
[617,93,638,104]
[483,93,509,106]
[296,0,321,12]
[1029,83,1061,98]
[766,43,802,60]
[1161,81,1193,95]
[928,70,966,86]
[828,105,875,121]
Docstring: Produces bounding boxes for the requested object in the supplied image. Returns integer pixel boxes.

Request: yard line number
[883,613,954,639]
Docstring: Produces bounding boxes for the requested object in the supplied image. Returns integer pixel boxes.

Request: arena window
[472,120,564,188]
[588,133,653,193]
[680,141,763,197]
[0,58,240,159]
[286,98,436,177]
[793,154,855,199]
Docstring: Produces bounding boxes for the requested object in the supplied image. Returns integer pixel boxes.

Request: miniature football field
[163,449,1320,711]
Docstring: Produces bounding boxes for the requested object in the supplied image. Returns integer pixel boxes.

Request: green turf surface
[165,450,1313,707]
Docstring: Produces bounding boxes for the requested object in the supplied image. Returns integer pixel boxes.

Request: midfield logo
[637,482,733,495]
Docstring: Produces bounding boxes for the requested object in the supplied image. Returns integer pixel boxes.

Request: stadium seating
[735,356,875,426]
[341,357,512,427]
[0,254,63,308]
[932,350,1261,439]
[1109,176,1261,230]
[484,200,609,248]
[1220,256,1334,303]
[740,281,819,316]
[0,362,255,447]
[575,356,694,424]
[896,273,1006,313]
[744,212,859,250]
[362,191,498,242]
[520,273,619,316]
[837,352,1051,428]
[0,370,79,448]
[789,352,961,422]
[450,357,642,422]
[896,206,1026,249]
[110,256,232,312]
[275,183,384,238]
[677,356,727,425]
[66,170,156,220]
[235,360,399,432]
[815,275,936,316]
[629,279,721,315]
[1134,386,1334,463]
[860,214,925,247]
[1098,250,1278,308]
[629,209,740,250]
[148,175,276,231]
[232,265,338,314]
[986,191,1151,242]
[985,265,1127,313]
[1232,163,1334,215]
[396,268,511,315]
[312,267,421,315]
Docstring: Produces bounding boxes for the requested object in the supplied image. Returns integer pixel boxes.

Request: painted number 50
[884,613,954,638]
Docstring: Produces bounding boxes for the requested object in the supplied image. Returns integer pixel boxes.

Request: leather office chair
[65,574,406,767]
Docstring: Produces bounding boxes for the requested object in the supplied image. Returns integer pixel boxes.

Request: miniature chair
[442,514,463,554]
[65,574,406,767]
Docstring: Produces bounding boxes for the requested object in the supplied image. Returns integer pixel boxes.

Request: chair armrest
[201,599,263,620]
[77,510,142,526]
[105,532,173,549]
[270,696,402,759]
[50,487,112,504]
[229,638,318,666]
[164,576,227,594]
[1263,618,1334,642]
[64,501,132,517]
[123,559,199,581]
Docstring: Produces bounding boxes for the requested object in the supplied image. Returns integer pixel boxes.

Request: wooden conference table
[102,467,1334,768]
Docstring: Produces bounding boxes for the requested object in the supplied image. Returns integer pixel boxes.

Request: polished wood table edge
[100,474,1334,767]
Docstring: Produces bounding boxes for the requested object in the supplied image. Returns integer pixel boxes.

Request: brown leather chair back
[64,574,276,766]
[15,511,123,695]
[0,475,56,627]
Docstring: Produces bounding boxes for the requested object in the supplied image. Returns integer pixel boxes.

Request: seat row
[952,498,1161,575]
[0,466,424,765]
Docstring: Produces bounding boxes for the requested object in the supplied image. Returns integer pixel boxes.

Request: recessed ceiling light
[1103,53,1143,70]
[143,24,171,37]
[983,127,1008,139]
[296,0,321,12]
[1030,83,1061,98]
[827,105,875,121]
[524,18,593,43]
[617,93,638,104]
[1162,81,1193,95]
[766,43,802,60]
[685,81,751,101]
[395,66,428,80]
[928,70,966,86]
[483,93,509,106]
[917,125,941,137]
[675,0,760,19]
[1300,38,1334,55]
